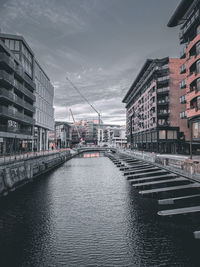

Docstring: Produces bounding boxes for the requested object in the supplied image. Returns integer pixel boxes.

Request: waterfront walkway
[0,148,71,166]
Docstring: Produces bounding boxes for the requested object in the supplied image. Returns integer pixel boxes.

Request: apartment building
[0,36,35,154]
[123,57,189,153]
[168,0,200,152]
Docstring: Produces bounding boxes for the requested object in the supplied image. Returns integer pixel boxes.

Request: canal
[0,152,200,267]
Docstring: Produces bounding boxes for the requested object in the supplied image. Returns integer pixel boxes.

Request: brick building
[123,57,190,153]
[168,0,200,152]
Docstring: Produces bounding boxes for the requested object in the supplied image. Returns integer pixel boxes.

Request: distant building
[0,35,35,154]
[168,0,200,153]
[98,124,127,148]
[123,57,189,153]
[48,121,72,149]
[0,32,54,154]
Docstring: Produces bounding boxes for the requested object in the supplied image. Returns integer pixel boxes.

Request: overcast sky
[0,0,180,125]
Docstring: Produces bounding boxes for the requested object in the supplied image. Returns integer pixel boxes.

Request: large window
[192,122,200,139]
[159,130,166,139]
[167,131,177,139]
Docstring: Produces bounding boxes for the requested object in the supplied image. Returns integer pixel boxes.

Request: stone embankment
[0,150,74,197]
[117,149,200,182]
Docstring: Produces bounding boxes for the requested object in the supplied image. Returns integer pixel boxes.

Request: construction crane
[69,108,81,142]
[66,76,101,126]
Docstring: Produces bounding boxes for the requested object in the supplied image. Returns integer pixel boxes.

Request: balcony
[0,106,35,125]
[0,125,32,136]
[158,110,170,117]
[179,9,200,42]
[0,70,14,87]
[23,73,36,90]
[157,76,169,86]
[157,100,169,106]
[0,52,15,71]
[15,66,24,82]
[0,88,35,113]
[157,87,170,95]
[13,79,36,101]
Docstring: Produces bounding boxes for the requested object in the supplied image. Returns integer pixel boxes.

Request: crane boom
[69,108,81,139]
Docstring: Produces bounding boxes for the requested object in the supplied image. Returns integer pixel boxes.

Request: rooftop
[167,0,196,27]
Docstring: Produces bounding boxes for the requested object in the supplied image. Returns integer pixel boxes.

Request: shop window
[167,130,177,139]
[159,130,166,140]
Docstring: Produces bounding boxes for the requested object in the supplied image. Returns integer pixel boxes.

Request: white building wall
[34,61,54,150]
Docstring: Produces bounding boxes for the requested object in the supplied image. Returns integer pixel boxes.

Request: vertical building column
[46,130,49,150]
[39,127,42,151]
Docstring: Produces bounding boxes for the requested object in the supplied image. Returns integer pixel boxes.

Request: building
[55,121,72,148]
[0,32,54,153]
[34,61,54,151]
[122,57,190,154]
[48,121,72,149]
[168,0,200,153]
[0,35,35,154]
[98,124,127,148]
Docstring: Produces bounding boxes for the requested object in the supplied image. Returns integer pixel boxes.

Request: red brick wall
[169,58,190,141]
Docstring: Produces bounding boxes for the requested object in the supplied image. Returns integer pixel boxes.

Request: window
[15,41,20,51]
[196,42,200,55]
[10,40,14,50]
[167,130,177,139]
[159,130,166,139]
[180,111,187,119]
[197,25,200,35]
[197,60,200,74]
[180,79,186,88]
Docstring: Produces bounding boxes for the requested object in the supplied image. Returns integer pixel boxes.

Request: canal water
[0,153,200,267]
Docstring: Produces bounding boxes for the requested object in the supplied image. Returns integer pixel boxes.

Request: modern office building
[34,60,54,151]
[0,35,35,154]
[122,57,190,153]
[168,0,200,152]
[0,32,54,153]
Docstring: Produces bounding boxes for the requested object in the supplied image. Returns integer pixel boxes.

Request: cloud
[0,0,180,125]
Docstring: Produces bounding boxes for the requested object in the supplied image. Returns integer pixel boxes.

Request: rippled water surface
[0,154,200,267]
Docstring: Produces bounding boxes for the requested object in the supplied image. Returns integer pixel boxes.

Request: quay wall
[0,151,75,197]
[117,150,200,182]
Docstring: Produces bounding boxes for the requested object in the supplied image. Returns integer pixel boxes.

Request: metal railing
[0,148,71,166]
[0,106,35,124]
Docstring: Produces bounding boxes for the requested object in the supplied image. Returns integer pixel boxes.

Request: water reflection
[0,155,200,266]
[83,152,100,158]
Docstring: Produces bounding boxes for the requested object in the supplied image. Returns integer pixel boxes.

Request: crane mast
[69,108,81,140]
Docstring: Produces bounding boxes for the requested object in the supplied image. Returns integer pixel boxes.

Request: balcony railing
[0,52,15,70]
[0,70,14,87]
[0,125,32,136]
[0,106,35,125]
[179,9,200,40]
[157,87,170,94]
[0,88,35,113]
[157,100,169,105]
[13,79,36,101]
[158,110,170,116]
[23,73,36,90]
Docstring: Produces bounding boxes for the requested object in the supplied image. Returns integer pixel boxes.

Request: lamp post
[189,119,193,160]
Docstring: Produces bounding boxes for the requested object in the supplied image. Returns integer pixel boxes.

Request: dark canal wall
[0,150,74,197]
